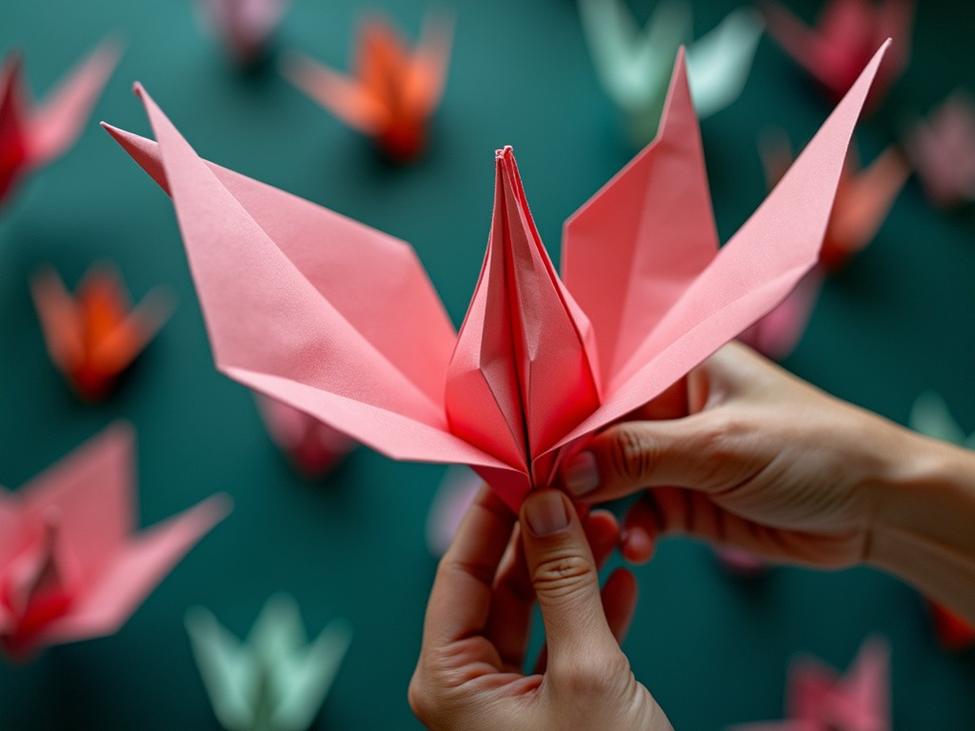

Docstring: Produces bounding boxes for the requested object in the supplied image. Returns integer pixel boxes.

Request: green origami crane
[186,595,352,731]
[578,0,764,146]
[910,392,975,449]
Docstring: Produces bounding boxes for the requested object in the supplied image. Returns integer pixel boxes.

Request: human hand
[409,488,671,731]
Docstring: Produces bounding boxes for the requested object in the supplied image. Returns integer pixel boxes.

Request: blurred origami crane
[105,43,887,510]
[256,396,354,476]
[579,0,764,145]
[0,424,229,659]
[281,12,451,161]
[198,0,290,65]
[906,93,975,209]
[31,264,172,401]
[738,269,821,361]
[764,0,911,107]
[425,467,481,556]
[730,637,890,731]
[0,40,119,206]
[186,594,351,731]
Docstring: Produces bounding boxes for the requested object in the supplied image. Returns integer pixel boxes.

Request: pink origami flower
[0,40,119,206]
[198,0,289,65]
[256,395,354,476]
[906,93,975,209]
[0,424,229,659]
[104,44,887,509]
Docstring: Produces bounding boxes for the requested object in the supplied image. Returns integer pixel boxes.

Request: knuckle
[699,412,748,458]
[531,552,596,599]
[608,425,655,484]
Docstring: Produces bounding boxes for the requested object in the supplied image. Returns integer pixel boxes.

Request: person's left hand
[409,487,672,730]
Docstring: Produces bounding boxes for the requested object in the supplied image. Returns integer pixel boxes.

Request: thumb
[519,490,619,673]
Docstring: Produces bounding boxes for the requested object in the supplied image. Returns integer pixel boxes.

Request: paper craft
[906,93,975,208]
[186,594,351,731]
[256,396,354,476]
[281,12,451,161]
[198,0,289,65]
[426,467,481,556]
[0,423,229,659]
[730,637,890,731]
[928,602,975,652]
[578,0,764,145]
[31,264,172,401]
[105,43,887,510]
[763,0,911,107]
[738,269,821,361]
[0,40,119,206]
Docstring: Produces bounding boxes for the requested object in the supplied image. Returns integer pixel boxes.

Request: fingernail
[563,451,599,496]
[524,491,569,536]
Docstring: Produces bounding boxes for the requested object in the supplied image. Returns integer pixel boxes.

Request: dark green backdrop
[2,0,973,728]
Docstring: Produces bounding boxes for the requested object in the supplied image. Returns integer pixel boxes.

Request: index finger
[423,485,516,648]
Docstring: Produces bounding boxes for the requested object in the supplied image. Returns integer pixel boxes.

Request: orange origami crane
[0,40,119,206]
[0,424,228,659]
[31,265,172,401]
[281,12,451,161]
[105,44,887,510]
[764,0,911,107]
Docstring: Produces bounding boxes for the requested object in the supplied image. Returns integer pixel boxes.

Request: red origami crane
[0,424,229,659]
[0,40,118,206]
[764,0,911,107]
[730,637,890,731]
[281,12,451,161]
[256,396,355,476]
[929,601,975,652]
[906,93,975,209]
[31,264,172,401]
[104,44,887,510]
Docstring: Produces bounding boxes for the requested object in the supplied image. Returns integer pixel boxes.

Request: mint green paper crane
[910,392,975,449]
[578,0,764,146]
[186,595,352,731]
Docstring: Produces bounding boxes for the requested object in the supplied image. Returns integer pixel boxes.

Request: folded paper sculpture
[186,594,351,731]
[105,43,887,509]
[0,424,229,659]
[198,0,290,65]
[764,0,911,107]
[906,93,975,209]
[31,264,172,401]
[738,270,821,361]
[0,40,119,206]
[730,637,890,730]
[579,0,764,144]
[256,396,354,476]
[281,12,451,161]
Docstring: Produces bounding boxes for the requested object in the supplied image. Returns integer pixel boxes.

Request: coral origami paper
[186,594,351,731]
[729,637,890,731]
[579,0,764,145]
[31,264,172,401]
[0,40,119,206]
[198,0,290,66]
[0,424,229,659]
[256,396,354,476]
[281,12,451,161]
[105,43,888,510]
[764,0,911,107]
[906,93,975,209]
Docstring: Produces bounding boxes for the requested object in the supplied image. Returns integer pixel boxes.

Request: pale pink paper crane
[906,92,975,209]
[256,395,354,476]
[0,40,119,206]
[198,0,289,65]
[729,637,890,731]
[0,424,229,659]
[103,43,888,510]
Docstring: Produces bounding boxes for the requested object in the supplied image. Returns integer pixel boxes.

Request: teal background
[1,0,974,728]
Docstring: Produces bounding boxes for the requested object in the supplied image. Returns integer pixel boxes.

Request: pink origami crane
[198,0,289,65]
[0,40,119,206]
[763,0,911,107]
[730,637,890,731]
[738,270,822,361]
[104,43,887,510]
[906,93,975,209]
[281,12,451,161]
[0,424,229,659]
[256,395,354,476]
[31,264,172,402]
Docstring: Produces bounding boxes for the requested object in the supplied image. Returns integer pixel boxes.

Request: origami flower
[579,0,764,144]
[0,424,229,659]
[186,594,351,731]
[198,0,290,65]
[764,0,911,107]
[906,93,975,208]
[105,43,886,509]
[730,637,890,731]
[281,12,451,161]
[31,264,172,401]
[0,40,118,206]
[256,396,355,476]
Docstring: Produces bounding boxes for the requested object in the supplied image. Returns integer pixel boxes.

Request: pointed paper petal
[30,267,85,375]
[41,494,229,644]
[186,606,257,729]
[89,285,174,376]
[27,40,119,166]
[564,48,719,384]
[281,52,387,134]
[833,638,889,731]
[686,7,764,117]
